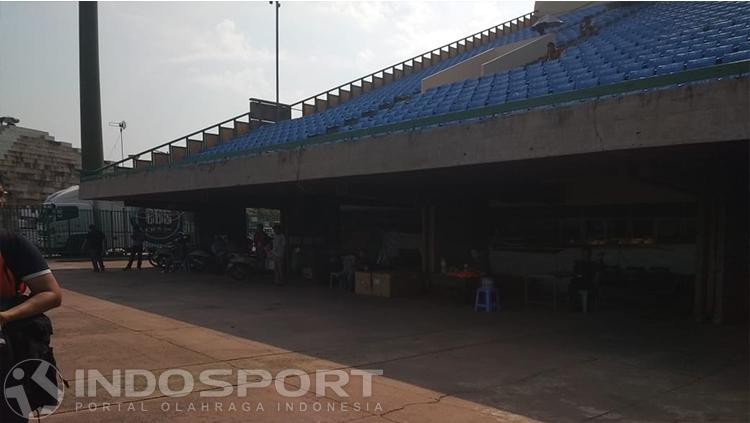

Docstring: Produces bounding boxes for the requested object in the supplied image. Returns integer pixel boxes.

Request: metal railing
[288,11,537,114]
[85,10,537,178]
[87,111,253,177]
[121,60,750,171]
[0,206,195,257]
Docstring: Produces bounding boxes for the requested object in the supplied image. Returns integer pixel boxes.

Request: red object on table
[446,271,482,279]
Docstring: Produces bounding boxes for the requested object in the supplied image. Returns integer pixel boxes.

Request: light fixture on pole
[269,1,281,122]
[108,120,126,161]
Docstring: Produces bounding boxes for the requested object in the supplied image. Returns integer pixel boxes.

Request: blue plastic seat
[618,62,643,73]
[706,44,734,57]
[528,86,550,98]
[627,68,654,79]
[507,90,528,101]
[599,72,625,85]
[685,56,717,69]
[721,49,750,63]
[674,51,703,62]
[551,82,575,93]
[575,77,598,89]
[649,56,674,67]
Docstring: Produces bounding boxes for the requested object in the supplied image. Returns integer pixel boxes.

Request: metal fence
[0,206,195,257]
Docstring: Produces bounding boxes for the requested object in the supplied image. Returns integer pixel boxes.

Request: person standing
[253,224,267,269]
[271,224,286,285]
[124,227,145,271]
[82,224,106,272]
[0,230,63,423]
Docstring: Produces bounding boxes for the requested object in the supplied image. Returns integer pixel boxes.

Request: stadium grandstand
[80,1,748,323]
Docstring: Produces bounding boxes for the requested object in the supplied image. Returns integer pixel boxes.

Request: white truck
[41,185,190,256]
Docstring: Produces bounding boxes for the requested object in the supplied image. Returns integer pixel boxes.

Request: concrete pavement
[37,265,748,422]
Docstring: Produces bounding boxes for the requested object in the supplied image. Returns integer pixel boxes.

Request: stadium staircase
[0,125,81,205]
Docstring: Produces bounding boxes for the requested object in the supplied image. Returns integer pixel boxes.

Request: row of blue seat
[198,1,749,156]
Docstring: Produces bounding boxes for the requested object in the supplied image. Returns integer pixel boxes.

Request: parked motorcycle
[226,252,263,281]
[187,248,229,273]
[148,233,191,272]
[147,245,172,269]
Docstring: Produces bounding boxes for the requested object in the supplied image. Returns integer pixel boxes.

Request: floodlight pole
[270,1,281,122]
[108,120,126,161]
[119,124,125,161]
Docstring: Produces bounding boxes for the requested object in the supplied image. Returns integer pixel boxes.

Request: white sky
[0,1,533,161]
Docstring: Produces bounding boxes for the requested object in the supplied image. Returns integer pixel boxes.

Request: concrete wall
[481,34,555,76]
[421,36,551,92]
[0,125,81,206]
[80,78,750,201]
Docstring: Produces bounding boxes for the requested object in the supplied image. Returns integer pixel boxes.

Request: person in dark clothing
[82,225,106,272]
[0,231,63,423]
[253,224,267,268]
[579,15,597,38]
[124,227,145,270]
[544,42,562,61]
[569,247,600,312]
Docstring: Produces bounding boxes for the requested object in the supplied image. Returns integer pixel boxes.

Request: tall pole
[275,1,280,122]
[79,1,104,175]
[120,126,125,162]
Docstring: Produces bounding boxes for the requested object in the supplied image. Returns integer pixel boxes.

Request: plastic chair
[330,255,356,289]
[474,287,499,312]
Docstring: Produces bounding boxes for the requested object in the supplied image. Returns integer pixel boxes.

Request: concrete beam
[134,158,151,170]
[152,152,170,166]
[80,79,750,200]
[339,89,351,102]
[327,93,340,107]
[235,121,250,136]
[204,133,219,148]
[187,139,203,155]
[303,103,316,116]
[219,127,234,143]
[170,145,187,161]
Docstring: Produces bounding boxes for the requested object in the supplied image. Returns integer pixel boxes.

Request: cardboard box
[371,271,424,298]
[355,271,372,295]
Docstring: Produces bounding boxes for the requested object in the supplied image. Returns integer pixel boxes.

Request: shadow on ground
[50,266,748,423]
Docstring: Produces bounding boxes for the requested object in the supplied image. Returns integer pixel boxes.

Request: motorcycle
[147,245,172,269]
[148,234,191,272]
[187,248,229,273]
[226,252,264,281]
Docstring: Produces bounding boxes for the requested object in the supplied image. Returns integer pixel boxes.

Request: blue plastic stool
[474,287,499,312]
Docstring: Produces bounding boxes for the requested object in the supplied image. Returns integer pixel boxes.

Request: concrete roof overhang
[80,78,749,210]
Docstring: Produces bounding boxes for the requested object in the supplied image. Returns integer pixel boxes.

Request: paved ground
[39,263,747,422]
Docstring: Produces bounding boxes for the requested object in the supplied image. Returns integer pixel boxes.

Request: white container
[480,277,495,289]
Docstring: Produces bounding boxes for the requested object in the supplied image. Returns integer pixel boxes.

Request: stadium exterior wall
[80,77,749,201]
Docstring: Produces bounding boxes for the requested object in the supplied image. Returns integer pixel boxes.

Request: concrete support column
[421,205,436,274]
[194,206,247,248]
[694,152,749,324]
[79,1,104,174]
